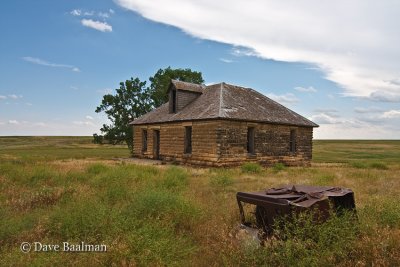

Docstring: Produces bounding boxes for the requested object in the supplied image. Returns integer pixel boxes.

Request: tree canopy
[94,67,204,154]
[149,67,204,108]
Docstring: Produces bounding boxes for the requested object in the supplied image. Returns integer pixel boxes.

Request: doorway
[153,130,160,159]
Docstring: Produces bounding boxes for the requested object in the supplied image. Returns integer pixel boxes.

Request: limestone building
[131,80,318,167]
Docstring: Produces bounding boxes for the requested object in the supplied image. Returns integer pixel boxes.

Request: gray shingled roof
[131,82,318,127]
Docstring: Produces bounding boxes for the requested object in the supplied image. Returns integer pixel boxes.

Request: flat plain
[0,137,399,266]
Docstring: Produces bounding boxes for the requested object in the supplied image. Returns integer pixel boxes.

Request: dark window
[142,129,147,152]
[184,126,192,154]
[172,90,177,113]
[290,129,296,153]
[247,127,255,154]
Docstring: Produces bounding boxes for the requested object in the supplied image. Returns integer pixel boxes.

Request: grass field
[1,137,399,266]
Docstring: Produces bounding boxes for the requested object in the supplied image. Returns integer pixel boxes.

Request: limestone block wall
[216,121,313,166]
[133,119,314,167]
[133,121,219,166]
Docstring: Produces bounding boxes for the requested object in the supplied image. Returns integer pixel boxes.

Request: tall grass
[1,137,400,266]
[241,162,263,173]
[235,210,358,266]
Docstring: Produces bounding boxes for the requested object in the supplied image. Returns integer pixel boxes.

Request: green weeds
[241,162,263,173]
[272,162,286,172]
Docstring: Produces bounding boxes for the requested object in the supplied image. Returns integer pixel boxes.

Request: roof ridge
[218,82,224,117]
[171,79,204,86]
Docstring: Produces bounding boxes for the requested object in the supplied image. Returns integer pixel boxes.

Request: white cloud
[22,57,80,72]
[313,123,392,139]
[310,112,372,129]
[294,86,317,93]
[354,107,383,113]
[266,93,299,104]
[308,110,399,139]
[219,58,233,63]
[0,94,23,100]
[231,47,258,57]
[115,0,400,101]
[70,9,82,16]
[8,94,22,99]
[309,113,339,125]
[85,115,94,120]
[381,110,400,119]
[97,88,113,94]
[25,103,33,106]
[312,110,400,139]
[70,8,114,18]
[8,120,19,125]
[84,11,95,16]
[0,119,107,136]
[367,91,400,103]
[73,120,95,126]
[98,12,110,18]
[312,109,339,119]
[70,86,79,90]
[314,108,338,113]
[81,19,112,32]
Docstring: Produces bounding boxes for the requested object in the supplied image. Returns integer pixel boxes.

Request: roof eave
[131,117,319,127]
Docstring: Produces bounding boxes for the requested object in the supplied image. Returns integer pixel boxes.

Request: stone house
[130,80,318,167]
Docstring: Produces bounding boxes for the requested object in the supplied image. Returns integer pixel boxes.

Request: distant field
[0,136,129,162]
[0,137,399,266]
[313,140,400,164]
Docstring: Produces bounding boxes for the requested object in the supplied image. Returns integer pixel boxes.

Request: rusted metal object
[237,185,356,236]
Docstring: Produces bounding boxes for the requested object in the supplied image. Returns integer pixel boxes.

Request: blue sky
[1,0,399,139]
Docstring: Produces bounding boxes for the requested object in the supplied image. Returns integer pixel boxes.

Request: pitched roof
[131,82,318,127]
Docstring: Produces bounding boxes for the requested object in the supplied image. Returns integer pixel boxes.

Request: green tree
[149,67,204,107]
[95,67,204,154]
[95,78,152,153]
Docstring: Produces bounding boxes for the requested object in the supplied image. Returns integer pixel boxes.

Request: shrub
[29,166,58,185]
[314,173,335,185]
[210,175,234,188]
[104,183,130,205]
[351,161,388,170]
[272,162,286,172]
[369,162,389,170]
[86,163,109,175]
[126,222,197,266]
[362,198,400,228]
[378,199,400,228]
[92,133,104,144]
[11,187,74,211]
[48,198,114,241]
[0,211,39,245]
[128,190,200,229]
[351,161,368,169]
[237,210,358,266]
[162,166,188,191]
[241,162,262,173]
